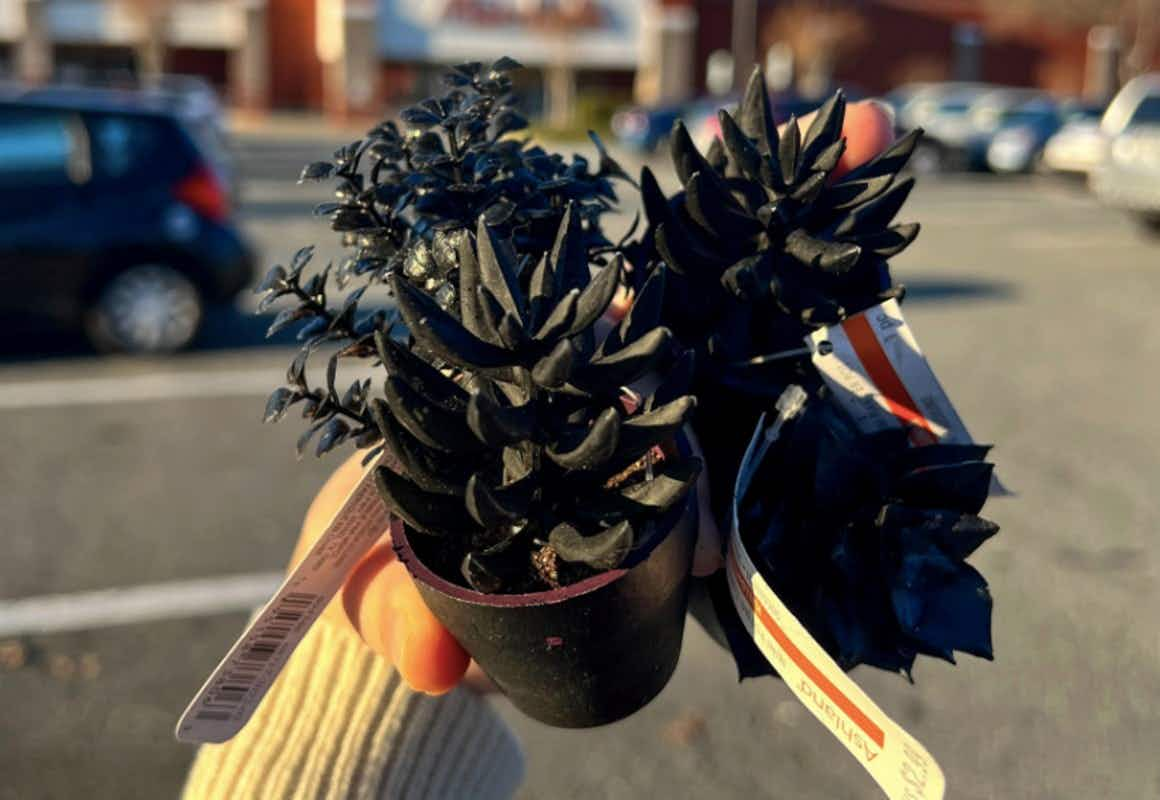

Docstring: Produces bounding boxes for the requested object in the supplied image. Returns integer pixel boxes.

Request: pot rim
[388,430,696,608]
[393,515,659,608]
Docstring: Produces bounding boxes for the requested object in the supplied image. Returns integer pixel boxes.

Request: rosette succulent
[627,66,923,512]
[375,207,700,593]
[731,387,998,677]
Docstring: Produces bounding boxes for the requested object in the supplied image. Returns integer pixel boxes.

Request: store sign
[378,0,643,68]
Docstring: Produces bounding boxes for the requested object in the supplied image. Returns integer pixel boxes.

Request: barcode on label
[191,592,319,722]
[177,461,392,744]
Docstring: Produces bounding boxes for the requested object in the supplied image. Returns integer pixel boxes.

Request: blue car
[611,96,734,153]
[978,98,1104,173]
[0,91,254,352]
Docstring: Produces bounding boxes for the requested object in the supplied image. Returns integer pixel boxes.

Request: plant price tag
[729,417,946,800]
[805,298,1006,493]
[176,455,389,744]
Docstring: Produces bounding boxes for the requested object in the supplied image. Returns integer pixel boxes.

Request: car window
[0,108,83,187]
[86,113,187,183]
[1127,95,1160,127]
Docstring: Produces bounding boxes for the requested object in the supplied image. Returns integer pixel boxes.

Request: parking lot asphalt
[1,130,1159,799]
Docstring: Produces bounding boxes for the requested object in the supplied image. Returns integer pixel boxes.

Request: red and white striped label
[726,521,946,800]
[807,299,971,447]
[729,410,947,800]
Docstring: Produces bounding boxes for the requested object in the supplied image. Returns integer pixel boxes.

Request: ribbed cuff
[182,621,523,800]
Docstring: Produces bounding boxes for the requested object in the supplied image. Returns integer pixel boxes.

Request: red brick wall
[689,0,1092,97]
[267,0,324,108]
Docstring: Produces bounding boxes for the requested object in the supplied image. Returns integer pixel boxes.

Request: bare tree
[983,0,1159,81]
[126,0,176,79]
[761,1,870,96]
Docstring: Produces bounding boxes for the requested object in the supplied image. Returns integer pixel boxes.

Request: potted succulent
[626,67,923,518]
[621,67,1001,682]
[723,386,999,680]
[258,59,702,727]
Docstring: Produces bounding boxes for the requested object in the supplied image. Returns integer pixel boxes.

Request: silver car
[1091,74,1160,232]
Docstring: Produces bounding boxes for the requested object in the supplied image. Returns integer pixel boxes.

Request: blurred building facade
[0,0,1154,115]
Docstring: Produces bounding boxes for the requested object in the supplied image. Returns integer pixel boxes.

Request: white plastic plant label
[177,454,390,744]
[729,415,946,800]
[806,298,1004,492]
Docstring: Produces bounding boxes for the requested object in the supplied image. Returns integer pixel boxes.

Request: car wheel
[86,264,204,353]
[909,141,944,175]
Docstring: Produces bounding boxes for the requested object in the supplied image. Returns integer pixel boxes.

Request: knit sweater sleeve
[181,621,524,800]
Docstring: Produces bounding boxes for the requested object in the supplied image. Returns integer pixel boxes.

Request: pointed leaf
[670,121,716,187]
[686,170,760,238]
[778,115,801,186]
[897,462,994,515]
[533,288,580,342]
[531,337,577,389]
[601,263,666,357]
[550,520,634,570]
[574,327,672,390]
[466,390,536,446]
[546,407,621,470]
[369,399,467,495]
[383,375,480,453]
[263,387,296,423]
[784,229,862,273]
[853,222,921,257]
[621,456,702,512]
[476,218,524,322]
[547,203,589,295]
[267,307,311,337]
[739,66,779,157]
[391,275,514,370]
[299,161,334,183]
[834,178,916,236]
[376,466,475,536]
[315,417,351,457]
[842,129,922,183]
[719,110,764,182]
[799,91,846,170]
[374,330,469,412]
[465,473,533,529]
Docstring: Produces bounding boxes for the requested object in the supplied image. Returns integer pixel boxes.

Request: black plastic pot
[392,496,698,728]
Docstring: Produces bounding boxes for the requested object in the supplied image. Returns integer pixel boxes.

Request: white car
[1042,115,1107,175]
[1090,74,1160,232]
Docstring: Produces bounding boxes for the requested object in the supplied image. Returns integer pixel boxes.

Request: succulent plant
[731,387,997,677]
[297,58,631,310]
[374,207,700,593]
[626,66,923,514]
[258,57,636,464]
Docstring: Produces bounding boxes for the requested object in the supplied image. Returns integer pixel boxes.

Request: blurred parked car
[888,83,1053,173]
[986,99,1104,174]
[1091,74,1160,233]
[16,77,239,202]
[0,92,253,353]
[611,96,731,153]
[1042,106,1111,176]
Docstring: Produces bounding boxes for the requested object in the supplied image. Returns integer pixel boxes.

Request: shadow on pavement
[900,277,1017,303]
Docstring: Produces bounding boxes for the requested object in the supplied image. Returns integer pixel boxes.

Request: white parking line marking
[0,365,379,410]
[0,573,283,637]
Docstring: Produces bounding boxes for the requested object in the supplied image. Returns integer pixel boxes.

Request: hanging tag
[176,453,390,744]
[728,416,946,800]
[806,299,1006,493]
